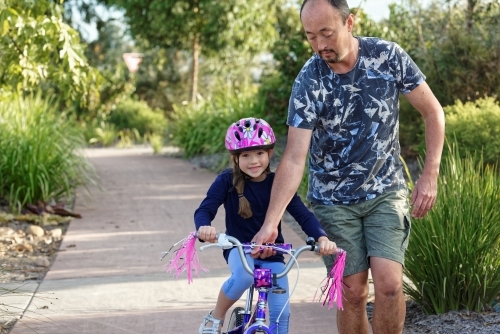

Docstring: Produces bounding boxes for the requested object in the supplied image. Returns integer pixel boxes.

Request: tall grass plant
[88,121,118,147]
[403,142,500,314]
[0,95,97,212]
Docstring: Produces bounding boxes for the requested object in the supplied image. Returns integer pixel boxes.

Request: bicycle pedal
[272,288,287,294]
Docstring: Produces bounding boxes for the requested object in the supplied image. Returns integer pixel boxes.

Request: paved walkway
[10,147,357,334]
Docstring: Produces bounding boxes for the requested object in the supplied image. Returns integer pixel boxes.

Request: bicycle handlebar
[197,233,318,279]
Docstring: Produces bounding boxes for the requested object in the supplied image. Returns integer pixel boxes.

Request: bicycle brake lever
[217,233,233,249]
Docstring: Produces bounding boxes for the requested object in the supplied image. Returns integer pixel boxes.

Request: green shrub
[403,141,500,314]
[257,74,292,136]
[442,97,500,165]
[0,95,97,212]
[108,98,167,136]
[169,91,266,158]
[146,133,164,154]
[88,121,119,147]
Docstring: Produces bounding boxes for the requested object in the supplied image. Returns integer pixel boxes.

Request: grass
[147,133,164,154]
[0,95,98,212]
[403,141,500,314]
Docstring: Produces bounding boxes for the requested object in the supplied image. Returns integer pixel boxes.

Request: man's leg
[362,189,410,333]
[337,270,370,334]
[370,257,405,334]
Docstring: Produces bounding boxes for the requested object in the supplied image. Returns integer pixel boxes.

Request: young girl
[195,117,337,334]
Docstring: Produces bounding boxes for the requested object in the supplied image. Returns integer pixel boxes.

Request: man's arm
[404,81,445,218]
[250,127,312,255]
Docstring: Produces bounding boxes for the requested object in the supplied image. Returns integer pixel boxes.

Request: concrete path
[10,147,354,334]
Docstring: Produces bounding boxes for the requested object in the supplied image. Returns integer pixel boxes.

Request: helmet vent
[234,131,241,141]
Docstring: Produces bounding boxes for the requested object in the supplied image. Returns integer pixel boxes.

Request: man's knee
[373,272,403,300]
[376,279,403,299]
[370,257,404,296]
[343,281,370,307]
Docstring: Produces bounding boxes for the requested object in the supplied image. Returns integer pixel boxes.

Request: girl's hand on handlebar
[197,226,217,243]
[316,236,337,255]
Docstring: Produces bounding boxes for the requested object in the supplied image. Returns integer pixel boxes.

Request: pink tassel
[313,249,347,310]
[164,232,207,284]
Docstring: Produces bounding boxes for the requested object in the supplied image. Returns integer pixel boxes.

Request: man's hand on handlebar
[197,226,217,243]
[250,225,279,259]
[316,236,337,256]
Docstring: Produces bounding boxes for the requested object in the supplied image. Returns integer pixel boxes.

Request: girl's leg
[211,288,238,322]
[258,260,290,334]
[201,250,254,331]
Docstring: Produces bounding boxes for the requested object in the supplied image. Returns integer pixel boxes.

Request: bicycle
[203,233,318,333]
[162,232,346,334]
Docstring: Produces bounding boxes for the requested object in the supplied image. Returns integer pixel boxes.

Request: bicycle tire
[226,306,245,331]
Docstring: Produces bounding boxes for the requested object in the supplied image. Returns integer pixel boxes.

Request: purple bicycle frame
[225,268,275,334]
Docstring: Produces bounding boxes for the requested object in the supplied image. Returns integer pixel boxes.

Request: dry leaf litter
[0,208,71,333]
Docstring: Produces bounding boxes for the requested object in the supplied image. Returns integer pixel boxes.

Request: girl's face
[237,149,272,181]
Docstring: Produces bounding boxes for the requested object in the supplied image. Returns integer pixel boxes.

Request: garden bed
[0,209,71,333]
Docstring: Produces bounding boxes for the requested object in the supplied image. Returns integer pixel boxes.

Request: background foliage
[0,95,97,212]
[108,98,167,136]
[99,0,284,103]
[404,142,500,314]
[0,0,101,108]
[442,97,500,165]
[169,86,266,158]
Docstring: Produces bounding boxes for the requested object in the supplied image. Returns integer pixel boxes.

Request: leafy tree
[256,3,309,133]
[81,18,136,119]
[99,0,283,103]
[374,0,500,155]
[383,0,500,106]
[0,0,101,108]
[61,1,192,118]
[132,44,192,111]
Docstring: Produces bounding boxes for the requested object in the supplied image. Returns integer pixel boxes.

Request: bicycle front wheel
[226,306,245,332]
[245,324,273,334]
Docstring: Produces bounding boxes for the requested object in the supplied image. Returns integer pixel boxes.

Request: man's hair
[300,0,351,24]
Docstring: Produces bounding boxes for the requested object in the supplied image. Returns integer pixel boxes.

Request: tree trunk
[191,34,199,104]
[466,0,478,34]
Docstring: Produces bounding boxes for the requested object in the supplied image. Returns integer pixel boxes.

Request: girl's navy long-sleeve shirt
[194,169,327,263]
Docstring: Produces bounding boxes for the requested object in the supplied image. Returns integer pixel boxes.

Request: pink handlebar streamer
[164,232,207,284]
[313,249,347,310]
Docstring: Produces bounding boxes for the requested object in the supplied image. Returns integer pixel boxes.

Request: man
[251,0,445,333]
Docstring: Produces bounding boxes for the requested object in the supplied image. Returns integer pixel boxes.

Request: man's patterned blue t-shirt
[287,37,425,205]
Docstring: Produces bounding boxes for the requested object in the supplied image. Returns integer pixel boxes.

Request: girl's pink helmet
[225,117,276,154]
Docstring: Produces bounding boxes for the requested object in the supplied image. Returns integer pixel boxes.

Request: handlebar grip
[243,243,292,254]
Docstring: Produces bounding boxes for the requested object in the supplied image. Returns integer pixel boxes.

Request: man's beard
[320,50,341,63]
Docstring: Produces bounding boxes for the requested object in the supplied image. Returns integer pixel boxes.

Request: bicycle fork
[243,268,275,334]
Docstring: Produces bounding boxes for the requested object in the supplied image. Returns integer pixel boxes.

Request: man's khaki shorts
[311,189,411,276]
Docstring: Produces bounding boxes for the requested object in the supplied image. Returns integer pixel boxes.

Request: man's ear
[347,13,355,32]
